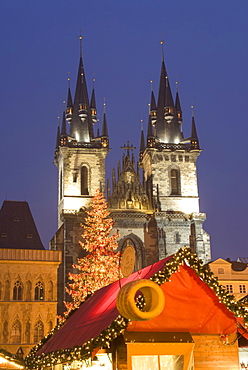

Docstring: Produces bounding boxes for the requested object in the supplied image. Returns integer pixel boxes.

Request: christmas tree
[63,189,121,318]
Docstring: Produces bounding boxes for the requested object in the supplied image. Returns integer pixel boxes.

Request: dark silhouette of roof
[0,200,44,250]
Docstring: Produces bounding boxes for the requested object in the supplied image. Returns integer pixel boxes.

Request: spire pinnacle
[160,40,164,62]
[79,30,83,59]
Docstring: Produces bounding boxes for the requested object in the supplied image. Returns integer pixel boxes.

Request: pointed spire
[139,127,145,163]
[90,79,97,123]
[150,86,157,126]
[61,112,67,135]
[175,81,182,125]
[66,75,73,122]
[54,115,60,157]
[190,106,200,149]
[101,100,109,148]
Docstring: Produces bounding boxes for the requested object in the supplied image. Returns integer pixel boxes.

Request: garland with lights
[25,247,248,369]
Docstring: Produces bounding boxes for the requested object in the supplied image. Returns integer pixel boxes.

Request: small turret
[90,79,97,123]
[175,81,183,126]
[101,102,109,148]
[150,83,157,126]
[139,128,145,163]
[190,107,200,150]
[54,121,60,157]
[65,78,73,122]
[60,112,68,146]
[78,85,87,120]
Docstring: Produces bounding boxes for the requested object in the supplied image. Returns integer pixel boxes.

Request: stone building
[51,39,211,314]
[209,258,248,301]
[0,201,62,356]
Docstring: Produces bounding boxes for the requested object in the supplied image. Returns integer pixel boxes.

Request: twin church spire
[55,37,109,157]
[140,43,199,159]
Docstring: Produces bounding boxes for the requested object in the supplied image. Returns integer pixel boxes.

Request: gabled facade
[0,201,62,357]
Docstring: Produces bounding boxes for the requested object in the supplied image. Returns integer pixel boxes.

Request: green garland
[25,247,248,369]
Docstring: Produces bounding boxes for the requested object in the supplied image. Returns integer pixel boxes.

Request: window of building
[170,169,180,195]
[34,321,44,343]
[218,268,224,274]
[1,233,7,237]
[132,355,184,370]
[239,285,246,294]
[179,155,183,162]
[226,284,233,294]
[11,320,21,344]
[27,234,33,239]
[13,280,23,300]
[34,281,44,301]
[14,217,19,222]
[81,166,89,195]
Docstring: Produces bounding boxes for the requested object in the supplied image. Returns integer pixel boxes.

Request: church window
[239,285,246,294]
[3,321,8,344]
[226,284,233,294]
[4,280,10,300]
[185,156,189,162]
[175,233,181,244]
[179,155,183,162]
[34,321,44,343]
[170,169,180,195]
[13,280,23,301]
[218,268,224,274]
[11,320,21,344]
[81,166,89,195]
[34,281,44,301]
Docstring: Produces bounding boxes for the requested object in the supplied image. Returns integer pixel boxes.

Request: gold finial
[176,80,179,93]
[140,119,144,131]
[150,79,153,91]
[67,72,71,87]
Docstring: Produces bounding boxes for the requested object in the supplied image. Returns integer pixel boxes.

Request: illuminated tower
[54,36,109,228]
[139,42,211,263]
[52,37,109,314]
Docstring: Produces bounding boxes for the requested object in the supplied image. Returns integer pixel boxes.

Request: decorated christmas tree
[63,189,121,318]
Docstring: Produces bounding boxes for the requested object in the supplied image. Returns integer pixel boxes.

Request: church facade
[51,39,211,314]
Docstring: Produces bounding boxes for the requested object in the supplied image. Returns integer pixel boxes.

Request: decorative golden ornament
[116,279,165,321]
[120,245,135,277]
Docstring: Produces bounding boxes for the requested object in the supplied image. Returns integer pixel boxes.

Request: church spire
[175,81,182,126]
[90,79,97,123]
[101,101,109,148]
[65,76,73,122]
[190,107,199,150]
[155,41,183,144]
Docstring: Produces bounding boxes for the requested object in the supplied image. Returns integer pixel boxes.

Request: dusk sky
[0,1,247,260]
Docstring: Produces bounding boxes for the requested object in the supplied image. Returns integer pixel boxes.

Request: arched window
[34,281,44,301]
[3,321,8,344]
[34,321,44,343]
[4,280,10,301]
[81,166,89,195]
[11,320,21,344]
[13,280,23,300]
[25,322,30,343]
[47,281,53,301]
[25,280,32,301]
[170,169,180,195]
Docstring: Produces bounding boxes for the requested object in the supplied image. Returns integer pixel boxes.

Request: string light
[26,247,248,369]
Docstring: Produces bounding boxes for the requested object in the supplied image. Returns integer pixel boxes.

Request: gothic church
[51,39,211,314]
